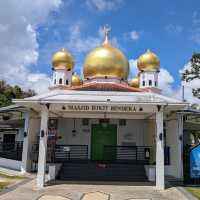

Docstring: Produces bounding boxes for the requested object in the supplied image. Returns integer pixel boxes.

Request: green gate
[91,124,117,161]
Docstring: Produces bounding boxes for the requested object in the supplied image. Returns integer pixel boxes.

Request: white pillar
[156,110,165,190]
[21,112,30,174]
[37,105,49,188]
[177,113,183,179]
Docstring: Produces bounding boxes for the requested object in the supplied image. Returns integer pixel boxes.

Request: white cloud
[128,59,199,104]
[191,11,200,44]
[158,62,200,104]
[124,30,141,41]
[129,59,138,78]
[86,0,124,12]
[0,0,62,94]
[67,24,101,53]
[130,31,140,40]
[165,24,184,34]
[158,68,175,96]
[67,24,120,54]
[176,62,200,104]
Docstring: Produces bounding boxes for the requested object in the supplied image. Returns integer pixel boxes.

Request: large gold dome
[137,49,160,71]
[52,48,75,70]
[83,38,129,80]
[71,74,82,86]
[130,75,140,88]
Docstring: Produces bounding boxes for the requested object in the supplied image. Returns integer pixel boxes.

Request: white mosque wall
[0,157,22,171]
[117,119,148,146]
[165,114,183,179]
[53,69,72,86]
[56,118,149,158]
[140,71,158,88]
[16,128,24,141]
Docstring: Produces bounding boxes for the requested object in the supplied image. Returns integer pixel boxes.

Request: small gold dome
[130,75,140,88]
[137,50,160,71]
[71,74,82,86]
[52,48,75,70]
[83,37,129,80]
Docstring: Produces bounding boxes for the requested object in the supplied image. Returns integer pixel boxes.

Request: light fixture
[24,131,27,137]
[159,133,163,141]
[72,119,76,136]
[41,130,45,137]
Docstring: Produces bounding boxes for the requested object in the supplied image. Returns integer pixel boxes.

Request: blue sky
[36,0,200,87]
[0,0,199,102]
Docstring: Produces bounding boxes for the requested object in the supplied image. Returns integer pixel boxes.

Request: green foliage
[0,80,36,107]
[182,53,200,99]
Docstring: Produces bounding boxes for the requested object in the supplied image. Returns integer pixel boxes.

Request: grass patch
[186,187,200,199]
[0,172,23,179]
[0,182,10,192]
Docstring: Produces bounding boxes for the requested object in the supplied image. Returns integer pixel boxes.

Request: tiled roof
[49,82,146,92]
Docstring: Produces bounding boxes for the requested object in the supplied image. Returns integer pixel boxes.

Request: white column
[177,113,183,179]
[37,105,49,188]
[21,112,30,174]
[156,110,165,190]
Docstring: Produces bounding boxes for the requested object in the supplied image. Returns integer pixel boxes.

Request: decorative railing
[54,145,88,162]
[103,145,152,164]
[30,144,170,166]
[0,142,23,161]
[31,144,88,163]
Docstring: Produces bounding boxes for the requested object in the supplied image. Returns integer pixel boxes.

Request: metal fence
[31,144,88,163]
[0,142,23,161]
[103,145,152,164]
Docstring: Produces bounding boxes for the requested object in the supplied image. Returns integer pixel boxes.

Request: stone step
[58,163,148,182]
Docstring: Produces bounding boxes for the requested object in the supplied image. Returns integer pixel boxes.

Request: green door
[91,124,117,161]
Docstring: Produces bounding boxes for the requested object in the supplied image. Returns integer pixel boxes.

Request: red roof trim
[49,82,148,92]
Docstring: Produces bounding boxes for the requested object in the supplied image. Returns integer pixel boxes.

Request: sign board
[190,144,200,178]
[63,146,70,152]
[58,104,156,113]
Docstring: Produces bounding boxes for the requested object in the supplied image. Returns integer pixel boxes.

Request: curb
[176,187,198,200]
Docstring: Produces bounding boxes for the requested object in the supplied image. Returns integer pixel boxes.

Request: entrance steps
[58,162,148,182]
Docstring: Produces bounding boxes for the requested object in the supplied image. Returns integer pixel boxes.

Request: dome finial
[102,24,111,45]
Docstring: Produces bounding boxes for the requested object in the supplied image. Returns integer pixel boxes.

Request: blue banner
[190,144,200,178]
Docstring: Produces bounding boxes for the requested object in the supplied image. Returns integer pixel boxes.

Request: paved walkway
[0,179,191,200]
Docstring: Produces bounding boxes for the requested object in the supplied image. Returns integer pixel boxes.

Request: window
[66,80,68,85]
[82,119,89,126]
[59,78,62,84]
[54,79,56,84]
[149,80,152,86]
[155,81,157,86]
[142,81,145,86]
[119,119,126,126]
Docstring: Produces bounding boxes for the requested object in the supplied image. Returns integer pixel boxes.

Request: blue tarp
[190,144,200,178]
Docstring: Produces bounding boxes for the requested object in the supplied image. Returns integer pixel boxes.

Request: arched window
[54,79,56,84]
[142,81,145,86]
[66,80,68,85]
[59,78,62,84]
[149,80,152,86]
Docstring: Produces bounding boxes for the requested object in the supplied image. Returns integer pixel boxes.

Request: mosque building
[12,26,188,190]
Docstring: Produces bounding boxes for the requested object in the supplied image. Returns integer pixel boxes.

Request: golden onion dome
[83,32,129,80]
[137,49,160,71]
[71,74,82,86]
[52,48,75,70]
[130,75,140,88]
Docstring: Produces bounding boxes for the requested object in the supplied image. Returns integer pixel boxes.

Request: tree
[0,80,36,107]
[182,53,200,99]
